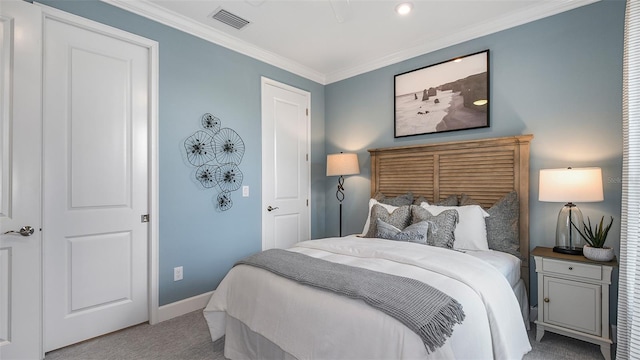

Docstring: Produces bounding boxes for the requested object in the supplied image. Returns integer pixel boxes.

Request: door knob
[544,298,550,303]
[3,226,35,236]
[267,206,279,212]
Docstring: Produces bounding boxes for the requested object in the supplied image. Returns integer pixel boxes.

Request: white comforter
[204,236,531,359]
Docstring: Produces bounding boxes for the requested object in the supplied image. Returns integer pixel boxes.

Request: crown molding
[325,0,600,84]
[102,0,327,84]
[103,0,598,85]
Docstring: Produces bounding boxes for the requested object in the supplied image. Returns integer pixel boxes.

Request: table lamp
[539,167,604,254]
[326,152,360,237]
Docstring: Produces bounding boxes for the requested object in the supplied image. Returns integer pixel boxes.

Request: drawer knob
[568,266,573,270]
[544,298,550,303]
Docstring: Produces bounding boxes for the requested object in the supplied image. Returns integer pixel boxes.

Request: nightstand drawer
[542,258,602,280]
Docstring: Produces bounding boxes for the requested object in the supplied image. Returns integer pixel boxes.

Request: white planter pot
[583,245,615,262]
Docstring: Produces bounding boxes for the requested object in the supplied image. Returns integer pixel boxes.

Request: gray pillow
[375,218,429,244]
[410,205,458,249]
[413,196,429,205]
[435,194,459,206]
[374,192,414,206]
[460,191,520,258]
[413,194,458,206]
[364,204,412,238]
[458,194,482,207]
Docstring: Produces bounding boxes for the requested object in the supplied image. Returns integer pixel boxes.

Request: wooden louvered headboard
[368,134,534,290]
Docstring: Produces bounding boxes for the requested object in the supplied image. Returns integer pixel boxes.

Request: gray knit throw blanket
[235,249,465,353]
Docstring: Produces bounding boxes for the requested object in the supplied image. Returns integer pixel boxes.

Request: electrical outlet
[174,266,183,281]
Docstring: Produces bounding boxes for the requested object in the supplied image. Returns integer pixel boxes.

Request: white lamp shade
[539,167,604,203]
[326,153,360,176]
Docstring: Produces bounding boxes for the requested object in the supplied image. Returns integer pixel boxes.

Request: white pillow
[420,202,490,251]
[361,199,398,236]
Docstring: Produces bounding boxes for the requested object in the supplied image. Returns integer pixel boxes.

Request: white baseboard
[530,305,538,322]
[612,325,617,343]
[157,291,214,323]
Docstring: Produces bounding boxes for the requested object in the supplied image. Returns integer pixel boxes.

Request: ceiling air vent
[211,8,251,30]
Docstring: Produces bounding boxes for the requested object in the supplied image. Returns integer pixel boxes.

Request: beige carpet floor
[45,310,609,360]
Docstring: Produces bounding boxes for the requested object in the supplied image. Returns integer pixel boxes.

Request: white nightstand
[532,246,616,360]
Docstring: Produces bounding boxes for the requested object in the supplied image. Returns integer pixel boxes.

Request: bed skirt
[206,280,531,360]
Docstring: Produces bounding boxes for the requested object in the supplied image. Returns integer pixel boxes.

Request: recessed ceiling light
[395,2,413,15]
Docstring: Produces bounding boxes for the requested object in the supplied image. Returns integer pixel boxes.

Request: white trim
[260,77,312,250]
[612,324,617,344]
[102,0,326,84]
[529,305,538,323]
[36,0,161,331]
[0,15,13,220]
[157,291,214,323]
[324,0,600,83]
[101,0,598,85]
[147,28,160,327]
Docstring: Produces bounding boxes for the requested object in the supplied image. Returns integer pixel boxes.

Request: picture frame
[394,50,490,138]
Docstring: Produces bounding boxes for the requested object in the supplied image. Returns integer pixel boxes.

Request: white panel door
[0,1,43,359]
[261,78,310,250]
[43,10,152,351]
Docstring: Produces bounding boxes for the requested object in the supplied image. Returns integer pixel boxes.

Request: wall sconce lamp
[539,167,604,254]
[326,152,360,237]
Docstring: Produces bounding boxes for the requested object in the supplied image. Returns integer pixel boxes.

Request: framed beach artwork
[394,50,489,138]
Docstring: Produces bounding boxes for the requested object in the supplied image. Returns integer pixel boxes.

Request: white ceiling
[104,0,598,84]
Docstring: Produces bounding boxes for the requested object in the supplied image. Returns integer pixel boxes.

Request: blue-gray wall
[39,0,326,305]
[325,0,625,321]
[41,0,625,318]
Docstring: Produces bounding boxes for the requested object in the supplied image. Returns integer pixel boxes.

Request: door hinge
[141,214,149,223]
[306,199,309,206]
[306,153,309,161]
[306,108,309,116]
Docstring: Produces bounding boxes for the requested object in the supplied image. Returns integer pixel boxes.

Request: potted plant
[572,216,615,261]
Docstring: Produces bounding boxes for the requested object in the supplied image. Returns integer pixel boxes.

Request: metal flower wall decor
[184,113,245,211]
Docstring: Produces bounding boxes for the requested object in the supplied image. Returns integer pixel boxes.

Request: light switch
[242,186,249,197]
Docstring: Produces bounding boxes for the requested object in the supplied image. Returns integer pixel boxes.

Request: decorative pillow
[460,191,520,257]
[375,218,429,244]
[374,191,414,206]
[420,203,490,251]
[364,204,412,238]
[435,194,459,206]
[361,199,399,235]
[414,194,458,206]
[458,194,482,207]
[413,196,429,205]
[410,205,458,249]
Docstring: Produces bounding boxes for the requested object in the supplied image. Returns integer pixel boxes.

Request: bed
[204,134,534,359]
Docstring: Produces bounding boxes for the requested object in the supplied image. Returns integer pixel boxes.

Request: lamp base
[553,246,583,255]
[554,202,585,255]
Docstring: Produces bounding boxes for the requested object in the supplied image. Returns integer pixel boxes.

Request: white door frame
[260,77,311,249]
[0,1,43,358]
[38,4,160,334]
